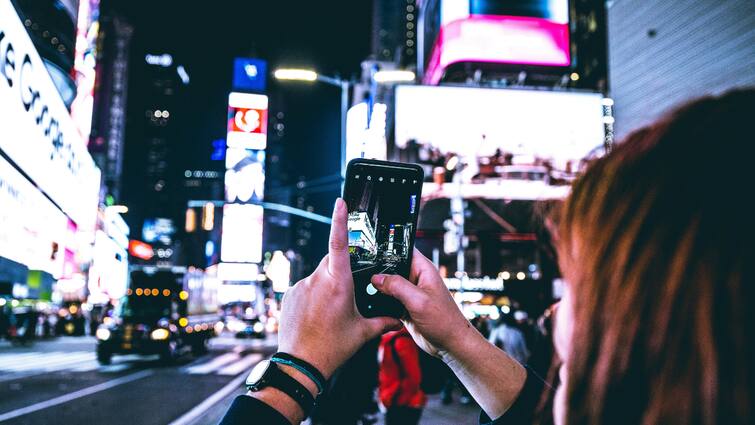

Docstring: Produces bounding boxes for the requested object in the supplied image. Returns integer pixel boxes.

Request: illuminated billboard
[0,155,68,277]
[395,85,606,200]
[225,148,265,204]
[424,0,570,84]
[227,92,268,150]
[221,204,264,263]
[0,1,101,230]
[232,58,267,92]
[345,102,388,163]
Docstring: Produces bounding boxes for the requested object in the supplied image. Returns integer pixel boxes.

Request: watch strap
[248,361,316,417]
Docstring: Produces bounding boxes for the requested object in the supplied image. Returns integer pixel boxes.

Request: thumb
[364,316,402,338]
[371,274,423,310]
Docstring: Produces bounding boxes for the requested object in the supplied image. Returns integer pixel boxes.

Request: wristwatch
[246,359,316,417]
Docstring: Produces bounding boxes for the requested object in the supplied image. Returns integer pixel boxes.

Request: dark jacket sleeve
[220,395,292,425]
[479,366,548,424]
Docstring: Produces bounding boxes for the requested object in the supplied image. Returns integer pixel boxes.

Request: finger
[364,316,402,337]
[328,198,350,276]
[371,274,423,309]
[409,248,442,285]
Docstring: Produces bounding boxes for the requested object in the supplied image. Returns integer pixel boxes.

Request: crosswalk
[182,352,262,376]
[0,350,263,379]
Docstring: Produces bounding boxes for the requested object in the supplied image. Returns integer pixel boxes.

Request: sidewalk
[376,394,481,425]
[189,392,482,425]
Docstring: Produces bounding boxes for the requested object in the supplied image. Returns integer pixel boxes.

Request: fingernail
[334,197,344,212]
[372,274,386,285]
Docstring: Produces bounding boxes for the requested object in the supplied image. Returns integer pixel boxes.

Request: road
[0,334,275,425]
[0,334,481,425]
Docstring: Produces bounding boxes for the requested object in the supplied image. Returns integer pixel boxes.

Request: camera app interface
[346,165,421,297]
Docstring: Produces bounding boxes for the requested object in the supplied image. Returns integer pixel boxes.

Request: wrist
[276,363,319,398]
[280,347,337,380]
[440,323,485,365]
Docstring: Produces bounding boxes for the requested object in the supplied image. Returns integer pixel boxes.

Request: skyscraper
[372,0,418,68]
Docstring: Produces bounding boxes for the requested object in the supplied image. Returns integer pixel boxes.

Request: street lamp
[274,68,350,178]
[372,70,416,83]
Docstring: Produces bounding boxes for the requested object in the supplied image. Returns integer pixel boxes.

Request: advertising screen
[232,58,267,92]
[142,218,175,245]
[225,148,265,204]
[220,204,263,264]
[227,92,268,150]
[425,0,570,84]
[395,85,606,200]
[0,1,101,230]
[0,155,68,276]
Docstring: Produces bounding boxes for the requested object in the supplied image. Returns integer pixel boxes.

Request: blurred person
[488,312,530,365]
[378,327,426,425]
[312,337,381,425]
[0,302,9,340]
[220,89,754,425]
[527,303,557,378]
[471,315,491,339]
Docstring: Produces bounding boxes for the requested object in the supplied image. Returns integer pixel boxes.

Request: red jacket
[378,328,426,409]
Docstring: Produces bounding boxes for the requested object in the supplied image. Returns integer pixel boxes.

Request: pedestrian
[378,327,425,425]
[488,312,530,365]
[220,88,755,425]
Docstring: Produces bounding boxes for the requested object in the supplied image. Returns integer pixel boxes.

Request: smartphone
[343,158,424,318]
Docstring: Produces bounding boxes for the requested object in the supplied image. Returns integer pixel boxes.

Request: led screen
[225,148,265,204]
[425,0,570,84]
[220,204,263,263]
[395,85,606,200]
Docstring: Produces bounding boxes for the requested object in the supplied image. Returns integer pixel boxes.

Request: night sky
[117,0,373,170]
[115,1,374,272]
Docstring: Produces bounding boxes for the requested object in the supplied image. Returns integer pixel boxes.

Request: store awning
[0,256,30,293]
[0,256,29,283]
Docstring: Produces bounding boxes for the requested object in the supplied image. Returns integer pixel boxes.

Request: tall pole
[315,74,350,180]
[451,162,465,282]
[340,80,349,179]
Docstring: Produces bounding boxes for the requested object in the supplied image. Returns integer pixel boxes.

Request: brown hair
[557,88,755,424]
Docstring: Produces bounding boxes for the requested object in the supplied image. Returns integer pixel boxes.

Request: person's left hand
[277,198,401,378]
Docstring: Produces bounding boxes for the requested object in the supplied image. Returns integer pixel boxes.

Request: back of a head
[557,88,755,425]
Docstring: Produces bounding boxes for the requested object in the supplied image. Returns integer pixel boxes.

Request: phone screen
[344,159,423,318]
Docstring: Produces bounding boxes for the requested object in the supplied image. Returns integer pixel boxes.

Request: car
[226,316,266,339]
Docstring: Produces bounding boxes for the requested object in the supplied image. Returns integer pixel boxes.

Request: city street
[0,335,481,425]
[2,0,750,423]
[0,335,275,425]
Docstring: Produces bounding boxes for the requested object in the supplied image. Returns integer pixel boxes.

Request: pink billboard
[423,0,570,84]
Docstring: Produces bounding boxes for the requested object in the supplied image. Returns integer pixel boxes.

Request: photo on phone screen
[344,159,423,318]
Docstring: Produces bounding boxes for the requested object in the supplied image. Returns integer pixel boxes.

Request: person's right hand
[371,250,476,359]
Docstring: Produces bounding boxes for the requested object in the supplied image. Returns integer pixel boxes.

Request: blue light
[211,138,226,161]
[233,58,267,92]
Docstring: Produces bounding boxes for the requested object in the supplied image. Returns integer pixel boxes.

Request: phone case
[343,158,424,318]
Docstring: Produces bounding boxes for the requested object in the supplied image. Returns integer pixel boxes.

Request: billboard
[232,58,267,92]
[221,204,263,264]
[0,0,101,230]
[0,155,68,276]
[227,92,268,150]
[142,218,175,245]
[225,148,265,204]
[424,0,570,84]
[395,85,606,200]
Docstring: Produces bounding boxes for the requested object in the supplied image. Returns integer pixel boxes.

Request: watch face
[246,359,271,389]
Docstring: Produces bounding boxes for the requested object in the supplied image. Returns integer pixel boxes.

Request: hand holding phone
[343,159,424,318]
